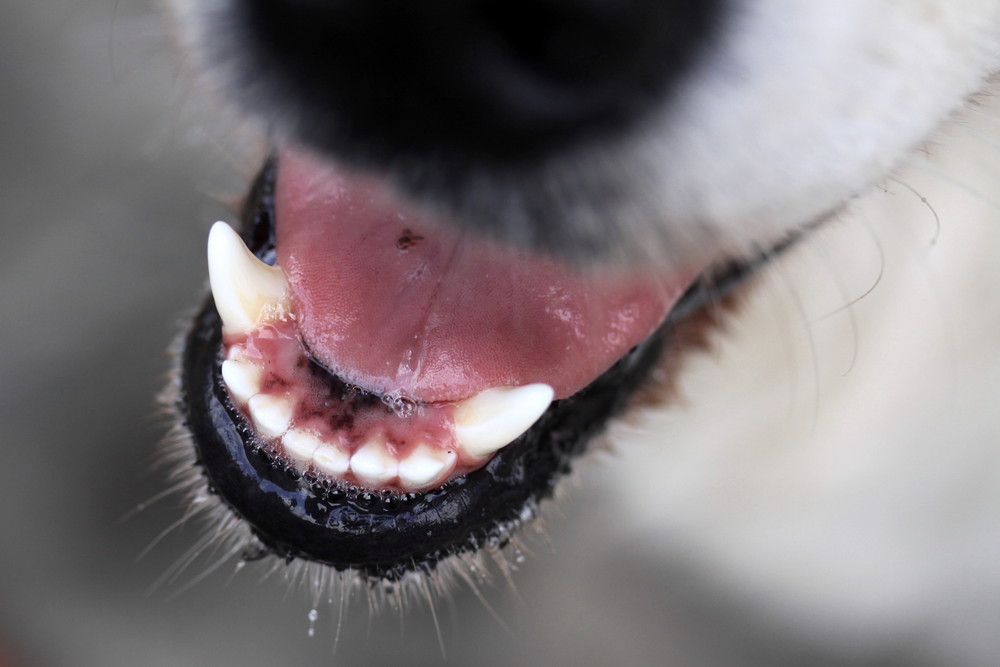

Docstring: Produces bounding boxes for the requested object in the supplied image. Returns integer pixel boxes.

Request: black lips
[175,160,777,580]
[181,295,668,579]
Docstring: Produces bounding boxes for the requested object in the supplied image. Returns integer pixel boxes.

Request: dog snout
[233,0,723,167]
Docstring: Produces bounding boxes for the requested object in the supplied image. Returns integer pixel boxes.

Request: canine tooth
[312,443,350,477]
[208,221,289,336]
[350,439,398,486]
[220,359,262,403]
[282,428,323,465]
[398,443,457,491]
[247,394,294,439]
[454,384,554,458]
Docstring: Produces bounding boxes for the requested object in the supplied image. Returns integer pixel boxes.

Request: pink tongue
[276,147,692,403]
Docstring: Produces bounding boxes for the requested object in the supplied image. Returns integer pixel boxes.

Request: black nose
[237,0,723,165]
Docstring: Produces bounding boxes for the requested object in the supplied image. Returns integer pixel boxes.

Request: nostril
[470,1,626,129]
[477,0,605,85]
[477,0,658,90]
[235,0,724,165]
[470,0,712,143]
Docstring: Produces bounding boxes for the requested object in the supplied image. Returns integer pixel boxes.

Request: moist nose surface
[240,0,725,163]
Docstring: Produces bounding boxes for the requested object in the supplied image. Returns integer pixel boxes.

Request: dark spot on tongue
[396,228,425,250]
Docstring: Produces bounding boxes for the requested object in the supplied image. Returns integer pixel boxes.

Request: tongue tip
[274,147,695,405]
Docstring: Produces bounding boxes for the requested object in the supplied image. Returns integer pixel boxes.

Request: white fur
[606,97,1000,662]
[634,0,1000,262]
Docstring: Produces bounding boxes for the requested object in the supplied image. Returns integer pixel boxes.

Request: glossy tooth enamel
[453,383,555,458]
[398,443,457,491]
[207,220,290,336]
[350,438,398,486]
[282,428,323,464]
[246,394,294,439]
[220,358,262,403]
[313,443,351,477]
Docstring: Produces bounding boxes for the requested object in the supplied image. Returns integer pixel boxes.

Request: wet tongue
[275,147,691,403]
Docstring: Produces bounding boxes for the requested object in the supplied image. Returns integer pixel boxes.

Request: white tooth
[220,359,262,403]
[207,221,290,336]
[454,384,554,458]
[350,438,398,486]
[282,428,323,465]
[398,443,457,491]
[247,394,294,439]
[312,443,350,477]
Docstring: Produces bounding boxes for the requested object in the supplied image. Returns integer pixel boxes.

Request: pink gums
[227,320,487,488]
[276,146,694,403]
[235,322,454,449]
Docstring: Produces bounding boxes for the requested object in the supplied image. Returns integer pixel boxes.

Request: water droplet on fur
[307,608,318,637]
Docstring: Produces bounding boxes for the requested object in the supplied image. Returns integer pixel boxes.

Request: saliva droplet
[383,391,417,418]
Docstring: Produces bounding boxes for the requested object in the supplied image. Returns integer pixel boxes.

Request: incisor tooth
[207,221,290,336]
[350,438,398,486]
[453,384,554,458]
[220,358,262,403]
[398,443,457,491]
[312,443,350,477]
[247,394,294,439]
[282,428,323,465]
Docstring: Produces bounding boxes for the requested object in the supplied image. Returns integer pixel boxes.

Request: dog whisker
[887,176,943,245]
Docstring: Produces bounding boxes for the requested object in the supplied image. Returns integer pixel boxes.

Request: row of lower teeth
[208,221,554,491]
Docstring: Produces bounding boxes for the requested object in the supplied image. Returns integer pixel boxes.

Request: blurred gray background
[6,2,1000,666]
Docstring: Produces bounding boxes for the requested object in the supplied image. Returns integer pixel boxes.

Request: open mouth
[178,147,774,580]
